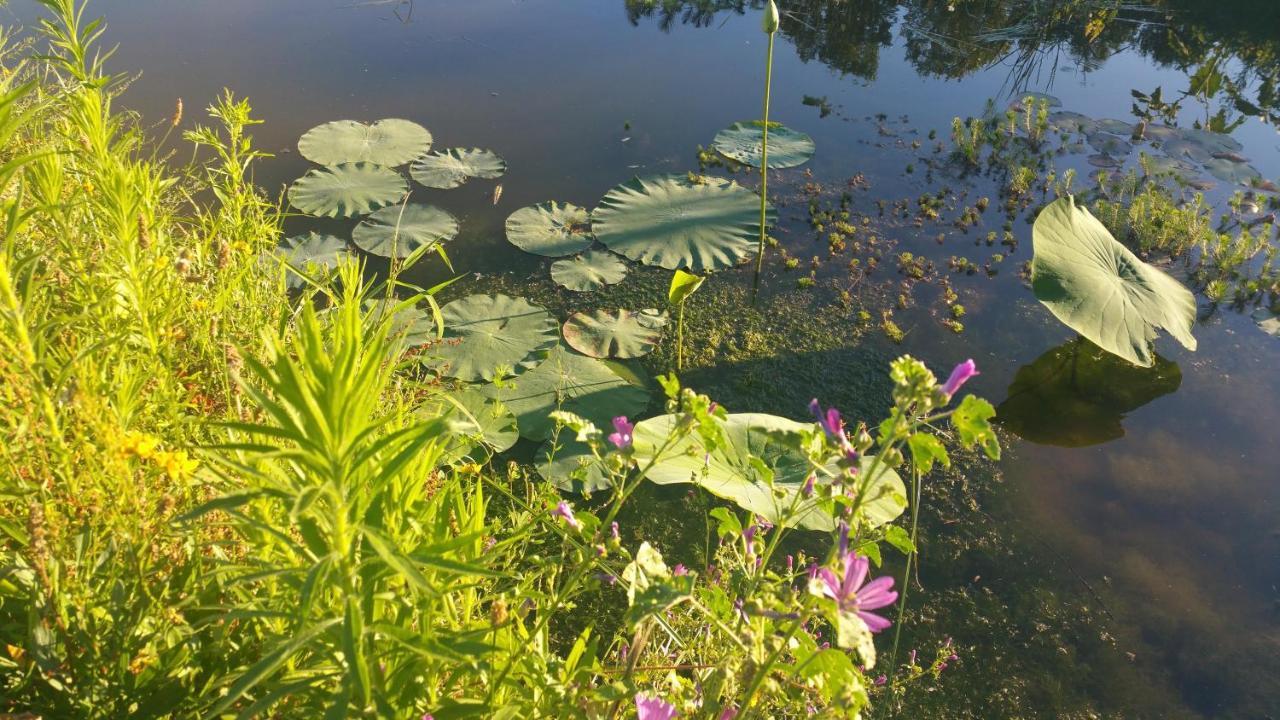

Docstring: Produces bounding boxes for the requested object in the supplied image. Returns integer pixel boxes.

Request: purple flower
[608,416,634,450]
[814,552,899,633]
[610,521,620,540]
[551,501,581,530]
[718,707,738,720]
[802,474,815,497]
[673,564,688,576]
[635,693,677,720]
[941,359,979,398]
[874,675,887,686]
[808,398,846,443]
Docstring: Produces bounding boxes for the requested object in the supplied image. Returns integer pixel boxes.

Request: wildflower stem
[752,30,775,299]
[888,463,923,679]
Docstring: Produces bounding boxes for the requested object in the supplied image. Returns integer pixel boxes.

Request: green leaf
[592,175,773,272]
[953,395,1000,460]
[883,525,915,556]
[906,433,949,475]
[712,121,816,169]
[410,148,506,189]
[708,507,742,538]
[550,249,628,291]
[536,435,613,494]
[360,525,433,593]
[298,119,432,167]
[505,201,594,257]
[430,294,558,382]
[1031,196,1197,367]
[209,618,342,715]
[288,163,408,218]
[352,203,458,259]
[279,232,349,287]
[562,309,665,359]
[667,269,706,306]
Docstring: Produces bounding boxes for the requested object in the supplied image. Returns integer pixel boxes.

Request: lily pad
[1087,154,1122,169]
[592,175,771,272]
[537,436,614,494]
[422,389,519,456]
[288,163,408,218]
[1048,111,1096,135]
[562,309,664,359]
[352,203,458,259]
[550,249,629,291]
[431,294,558,382]
[712,121,816,169]
[1031,196,1197,367]
[485,346,650,441]
[365,298,439,349]
[997,338,1182,447]
[505,201,594,257]
[298,119,432,167]
[280,232,349,286]
[1139,152,1199,181]
[1253,308,1280,337]
[631,413,905,531]
[410,148,506,189]
[1087,131,1132,156]
[1094,118,1136,136]
[1201,157,1262,186]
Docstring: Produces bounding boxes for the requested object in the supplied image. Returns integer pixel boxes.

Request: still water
[8,0,1277,716]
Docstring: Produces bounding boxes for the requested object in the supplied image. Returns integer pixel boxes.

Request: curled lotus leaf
[410,148,506,189]
[712,121,816,169]
[1031,197,1197,368]
[592,175,772,272]
[550,249,628,291]
[352,203,459,259]
[562,309,664,359]
[288,163,407,218]
[506,201,594,257]
[431,294,558,382]
[298,119,432,167]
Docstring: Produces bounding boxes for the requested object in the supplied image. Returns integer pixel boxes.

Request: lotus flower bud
[762,0,780,33]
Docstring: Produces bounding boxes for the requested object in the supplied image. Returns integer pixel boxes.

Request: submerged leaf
[411,148,506,189]
[431,294,558,382]
[298,119,432,167]
[562,309,664,359]
[352,203,458,259]
[505,201,594,257]
[713,121,816,169]
[1031,197,1197,367]
[550,249,628,291]
[288,163,407,218]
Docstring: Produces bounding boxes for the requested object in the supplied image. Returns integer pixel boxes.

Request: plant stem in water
[752,31,775,298]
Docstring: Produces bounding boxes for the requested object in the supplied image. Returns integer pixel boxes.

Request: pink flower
[608,416,634,450]
[551,501,581,530]
[814,552,898,633]
[672,564,688,576]
[635,693,677,720]
[808,398,846,443]
[941,359,979,398]
[718,707,738,720]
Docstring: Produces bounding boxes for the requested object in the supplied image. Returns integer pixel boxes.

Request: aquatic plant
[505,200,594,257]
[549,248,629,291]
[562,308,665,359]
[288,162,408,217]
[667,268,705,371]
[410,147,506,189]
[753,0,780,294]
[430,293,559,381]
[352,202,457,262]
[297,118,432,167]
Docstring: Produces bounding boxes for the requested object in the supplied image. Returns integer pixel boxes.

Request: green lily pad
[1179,126,1243,155]
[1031,197,1197,367]
[712,121,816,169]
[421,389,519,456]
[280,232,349,286]
[365,298,439,349]
[1010,92,1062,110]
[1160,138,1214,165]
[432,294,558,382]
[997,337,1182,447]
[1087,131,1132,156]
[298,119,432,167]
[352,203,458,259]
[1048,111,1096,135]
[410,148,506,189]
[592,175,772,272]
[562,309,664,359]
[288,163,408,218]
[1087,154,1122,169]
[1139,152,1199,181]
[505,201,594,257]
[1252,308,1280,337]
[1201,157,1262,186]
[537,435,614,494]
[1094,118,1136,136]
[550,249,628,292]
[484,346,650,442]
[631,413,905,531]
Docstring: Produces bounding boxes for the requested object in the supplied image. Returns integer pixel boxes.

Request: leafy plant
[667,268,705,371]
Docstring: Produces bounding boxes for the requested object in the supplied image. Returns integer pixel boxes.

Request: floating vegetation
[592,174,771,272]
[562,308,664,359]
[537,435,613,494]
[1031,197,1197,367]
[1253,308,1280,337]
[280,232,349,284]
[288,162,408,217]
[352,203,458,259]
[549,248,629,291]
[505,201,594,257]
[410,147,507,189]
[431,294,558,381]
[420,388,520,457]
[297,118,432,167]
[712,120,816,169]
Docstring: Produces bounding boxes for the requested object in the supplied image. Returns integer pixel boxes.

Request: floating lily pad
[1010,92,1062,110]
[550,249,628,291]
[1202,157,1262,186]
[298,119,432,167]
[537,436,614,494]
[1139,152,1199,181]
[365,298,439,349]
[422,389,519,456]
[352,203,458,259]
[592,175,771,272]
[1094,118,1136,136]
[1179,126,1243,155]
[1032,197,1198,367]
[631,413,905,531]
[410,148,506,189]
[1048,111,1096,135]
[1253,308,1280,337]
[485,346,650,441]
[563,309,664,359]
[712,121,816,169]
[1087,154,1122,169]
[1087,132,1132,156]
[505,201,594,257]
[1160,138,1214,165]
[288,163,408,218]
[280,232,349,286]
[997,337,1182,447]
[1142,124,1180,143]
[431,294,558,382]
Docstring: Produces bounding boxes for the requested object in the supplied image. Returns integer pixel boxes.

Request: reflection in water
[996,337,1181,447]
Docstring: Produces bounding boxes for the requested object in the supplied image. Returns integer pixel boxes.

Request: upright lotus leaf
[352,203,458,259]
[420,389,519,456]
[631,413,905,531]
[592,175,771,272]
[563,309,663,359]
[1031,196,1197,367]
[668,269,706,306]
[485,346,649,441]
[713,121,816,169]
[997,337,1182,447]
[288,163,408,218]
[431,294,558,382]
[506,202,594,257]
[537,435,613,494]
[280,232,349,287]
[298,119,432,167]
[550,249,628,291]
[411,148,506,189]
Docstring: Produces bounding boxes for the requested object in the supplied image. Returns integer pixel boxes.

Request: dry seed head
[138,215,152,249]
[171,98,183,128]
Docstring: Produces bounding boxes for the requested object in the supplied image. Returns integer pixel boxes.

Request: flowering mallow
[941,359,979,398]
[608,416,634,450]
[551,501,581,530]
[814,552,898,632]
[635,694,677,720]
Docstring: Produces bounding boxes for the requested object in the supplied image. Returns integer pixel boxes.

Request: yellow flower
[156,450,198,480]
[119,431,161,459]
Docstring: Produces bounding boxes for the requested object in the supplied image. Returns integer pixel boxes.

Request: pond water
[9,0,1278,716]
